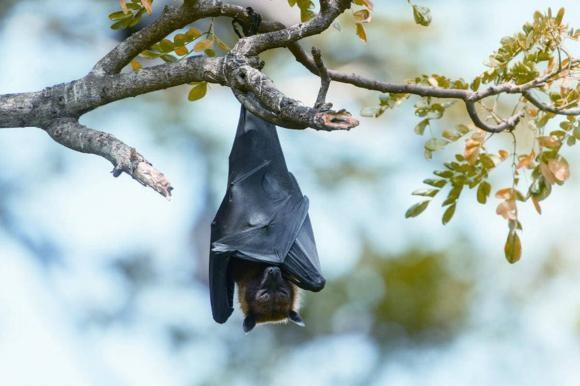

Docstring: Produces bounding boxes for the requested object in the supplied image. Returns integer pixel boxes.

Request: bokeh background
[1,1,580,385]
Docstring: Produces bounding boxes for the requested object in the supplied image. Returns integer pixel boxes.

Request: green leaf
[476,181,491,204]
[188,82,207,101]
[414,118,430,135]
[555,7,565,25]
[412,189,439,197]
[405,200,430,218]
[424,138,448,152]
[108,11,127,20]
[504,231,522,263]
[110,18,132,30]
[442,203,456,225]
[412,5,432,27]
[423,179,447,188]
[160,54,177,63]
[159,39,174,52]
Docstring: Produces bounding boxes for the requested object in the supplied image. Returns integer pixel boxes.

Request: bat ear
[288,310,305,327]
[243,314,256,334]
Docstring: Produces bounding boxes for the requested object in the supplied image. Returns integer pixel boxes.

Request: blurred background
[1,0,580,385]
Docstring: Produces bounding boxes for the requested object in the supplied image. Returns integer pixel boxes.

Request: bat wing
[209,107,325,323]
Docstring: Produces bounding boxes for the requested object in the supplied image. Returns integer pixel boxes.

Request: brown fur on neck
[230,260,301,324]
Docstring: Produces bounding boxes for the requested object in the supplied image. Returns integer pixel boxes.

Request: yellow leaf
[188,82,207,101]
[548,158,570,182]
[355,23,367,43]
[186,27,202,39]
[353,9,371,24]
[498,150,509,160]
[174,46,188,56]
[194,39,214,52]
[130,59,141,71]
[140,0,153,15]
[119,0,128,14]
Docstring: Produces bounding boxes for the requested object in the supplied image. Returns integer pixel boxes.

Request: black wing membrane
[209,106,325,323]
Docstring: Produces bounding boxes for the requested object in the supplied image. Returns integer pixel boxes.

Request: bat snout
[261,266,284,290]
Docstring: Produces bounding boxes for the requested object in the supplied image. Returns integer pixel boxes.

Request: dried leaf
[140,0,152,15]
[537,135,561,149]
[174,46,188,56]
[119,0,129,14]
[540,162,558,184]
[496,200,517,221]
[517,151,535,169]
[194,39,214,52]
[498,150,509,160]
[548,158,570,182]
[495,187,513,200]
[531,196,542,215]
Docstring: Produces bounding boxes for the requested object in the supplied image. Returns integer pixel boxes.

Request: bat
[209,105,325,331]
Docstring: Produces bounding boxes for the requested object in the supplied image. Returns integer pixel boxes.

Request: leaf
[173,33,188,46]
[412,5,432,27]
[110,18,132,30]
[174,46,188,56]
[498,150,509,160]
[186,27,202,39]
[423,179,447,188]
[194,39,214,52]
[496,200,517,221]
[204,48,216,57]
[504,231,522,264]
[353,9,371,23]
[352,0,374,10]
[425,138,448,152]
[188,82,207,101]
[442,203,456,225]
[540,162,558,184]
[130,59,141,71]
[140,0,152,15]
[555,7,565,25]
[355,23,367,43]
[412,189,439,197]
[159,38,174,52]
[108,11,127,20]
[215,37,230,51]
[531,196,542,215]
[495,187,513,200]
[548,158,570,182]
[470,76,481,91]
[119,0,129,14]
[477,181,491,204]
[517,151,535,169]
[160,54,177,63]
[414,119,430,135]
[405,200,430,218]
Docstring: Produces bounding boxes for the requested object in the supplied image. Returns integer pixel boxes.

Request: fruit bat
[209,105,325,330]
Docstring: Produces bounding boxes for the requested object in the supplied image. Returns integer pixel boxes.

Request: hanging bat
[209,105,325,332]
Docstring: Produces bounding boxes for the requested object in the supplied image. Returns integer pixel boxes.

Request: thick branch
[227,63,357,131]
[44,118,173,197]
[0,56,224,128]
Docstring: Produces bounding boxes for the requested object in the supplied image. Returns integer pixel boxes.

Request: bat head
[235,264,304,333]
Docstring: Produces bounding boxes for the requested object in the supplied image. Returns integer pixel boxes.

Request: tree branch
[44,118,173,197]
[312,47,331,109]
[522,90,580,116]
